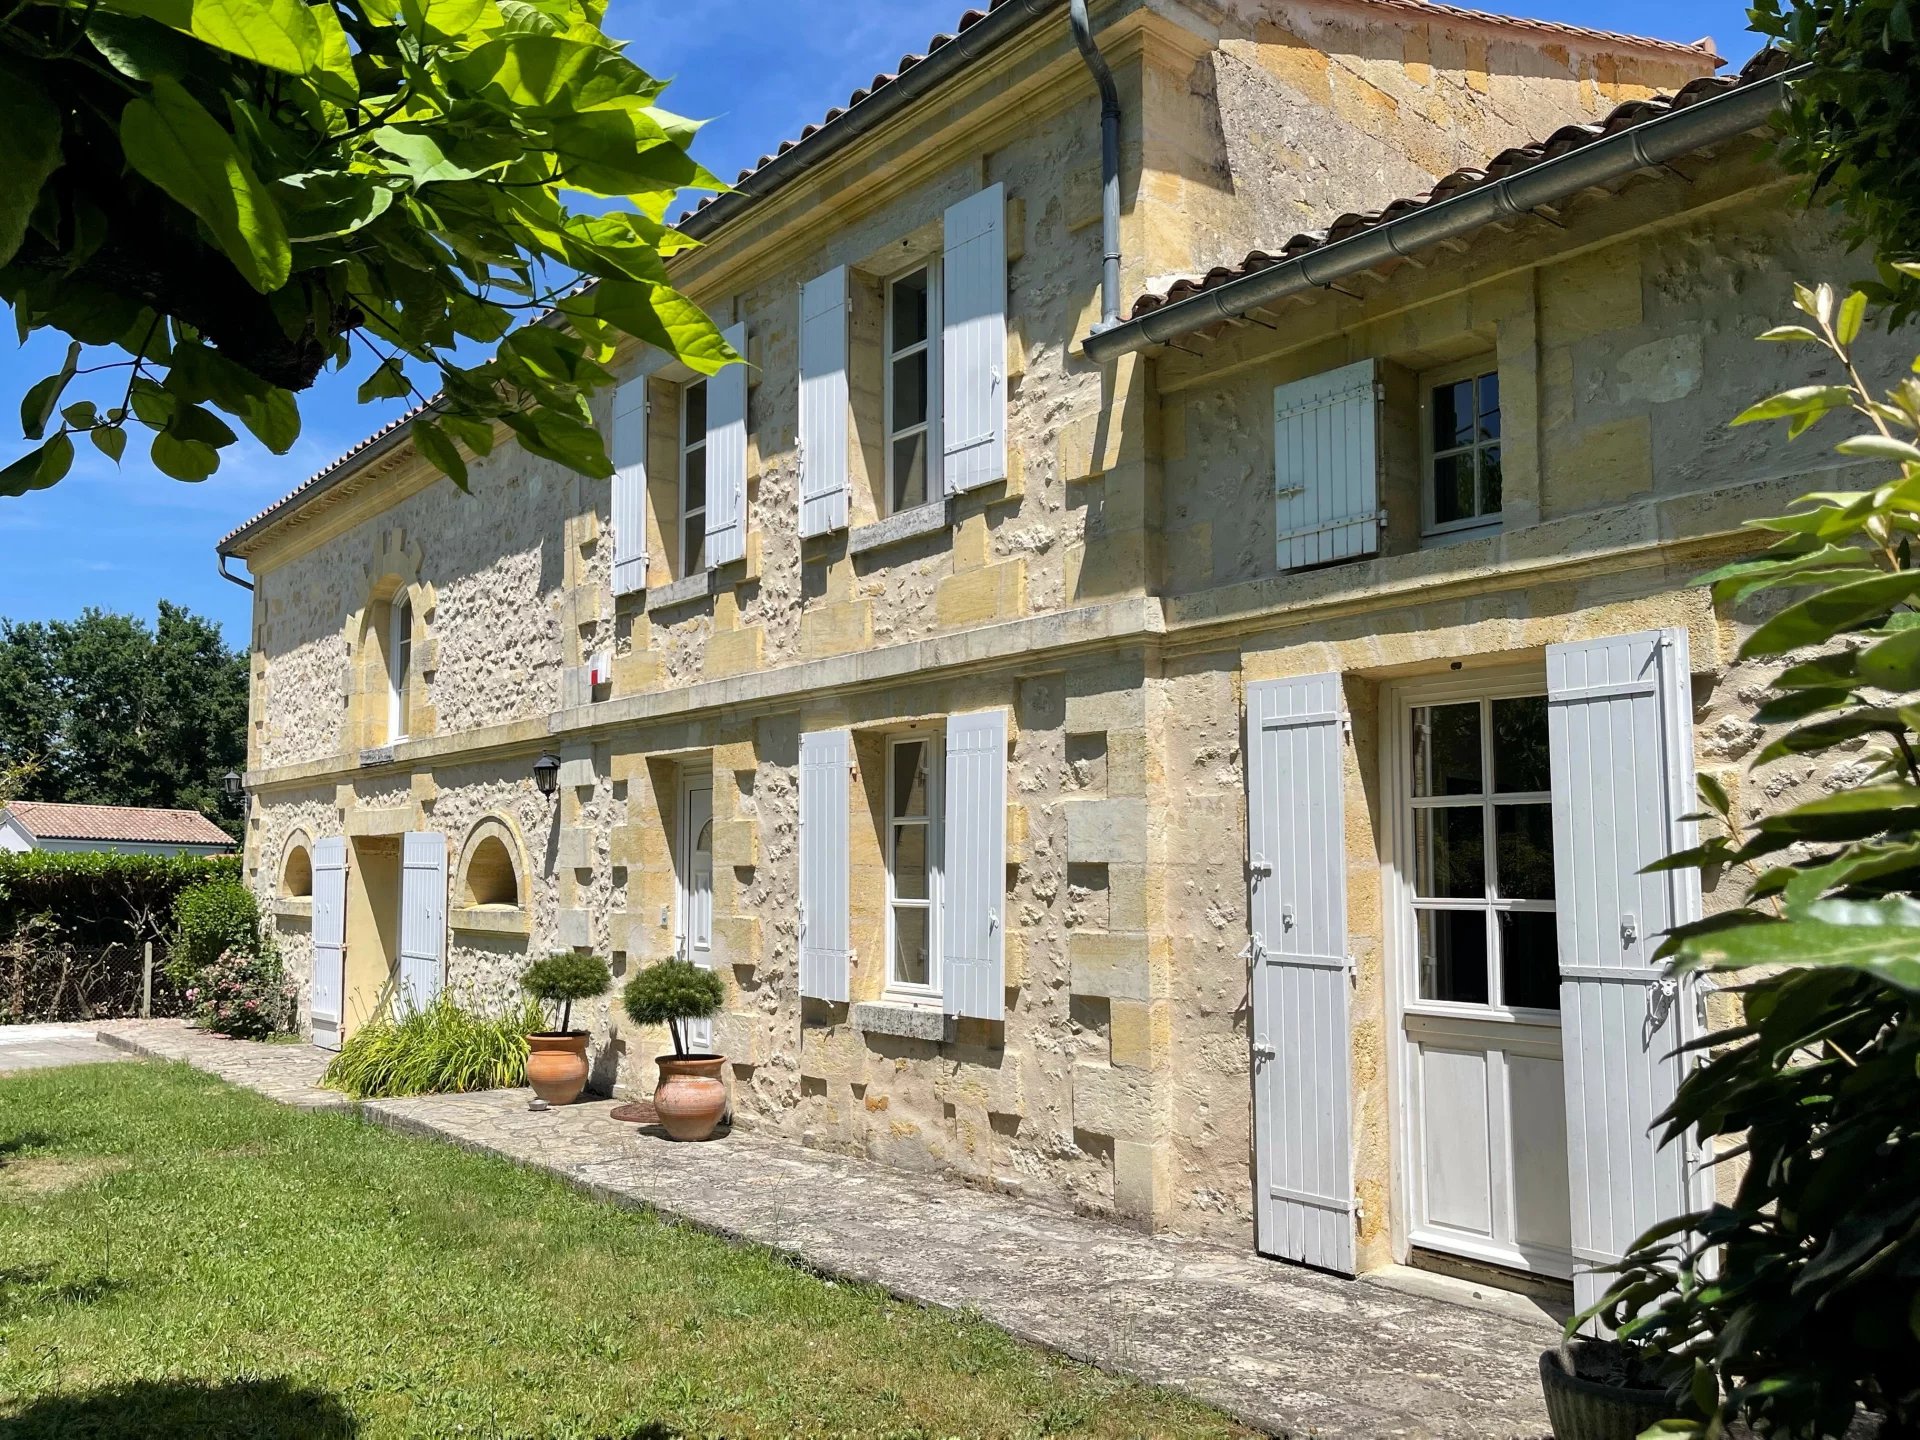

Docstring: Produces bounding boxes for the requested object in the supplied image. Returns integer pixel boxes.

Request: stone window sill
[451,904,532,937]
[271,897,313,921]
[647,569,712,612]
[848,499,951,558]
[850,1001,954,1043]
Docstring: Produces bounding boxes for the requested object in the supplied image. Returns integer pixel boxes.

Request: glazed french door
[676,773,715,1054]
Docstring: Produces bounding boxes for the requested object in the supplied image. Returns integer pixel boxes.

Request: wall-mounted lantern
[222,771,244,803]
[533,752,561,799]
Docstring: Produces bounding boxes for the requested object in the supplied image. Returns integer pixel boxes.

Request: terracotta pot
[526,1032,590,1105]
[653,1054,727,1141]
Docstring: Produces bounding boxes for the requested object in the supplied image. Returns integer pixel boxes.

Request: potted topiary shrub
[622,958,727,1140]
[520,952,611,1105]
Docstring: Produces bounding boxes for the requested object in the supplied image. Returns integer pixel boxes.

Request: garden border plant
[622,958,726,1141]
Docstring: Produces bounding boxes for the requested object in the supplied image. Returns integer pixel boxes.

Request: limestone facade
[225,3,1886,1287]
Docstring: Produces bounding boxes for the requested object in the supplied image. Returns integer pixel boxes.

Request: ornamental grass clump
[622,959,724,1057]
[519,952,610,1036]
[323,994,542,1100]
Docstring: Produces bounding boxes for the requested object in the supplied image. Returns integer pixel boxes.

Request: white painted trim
[883,729,944,1004]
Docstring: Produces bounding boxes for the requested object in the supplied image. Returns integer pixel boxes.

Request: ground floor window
[886,732,942,998]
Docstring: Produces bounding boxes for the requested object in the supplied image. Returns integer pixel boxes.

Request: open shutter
[399,831,447,1016]
[1548,628,1706,1322]
[799,268,850,537]
[705,322,749,567]
[798,728,851,1002]
[942,709,1006,1020]
[941,184,1007,495]
[310,836,348,1052]
[1273,360,1380,572]
[1245,674,1355,1274]
[611,375,648,595]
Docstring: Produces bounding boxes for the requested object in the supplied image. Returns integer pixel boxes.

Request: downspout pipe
[217,553,254,592]
[1070,0,1122,331]
[1082,64,1804,364]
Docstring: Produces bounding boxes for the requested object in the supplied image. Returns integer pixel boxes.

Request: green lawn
[0,1061,1249,1439]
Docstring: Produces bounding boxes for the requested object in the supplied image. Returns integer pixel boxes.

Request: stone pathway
[96,1020,1554,1438]
[0,1023,128,1074]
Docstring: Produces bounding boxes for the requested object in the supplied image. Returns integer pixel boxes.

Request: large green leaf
[1676,899,1920,993]
[577,280,738,375]
[446,36,658,117]
[1757,784,1920,841]
[0,62,64,268]
[370,128,498,187]
[104,0,322,75]
[121,79,291,293]
[1739,570,1920,658]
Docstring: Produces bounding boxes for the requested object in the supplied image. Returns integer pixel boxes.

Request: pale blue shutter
[1272,360,1379,571]
[399,831,447,1016]
[942,709,1006,1020]
[611,375,648,596]
[1549,628,1707,1322]
[941,184,1007,495]
[310,835,348,1052]
[798,729,850,1002]
[799,268,849,537]
[1245,674,1356,1274]
[705,323,749,567]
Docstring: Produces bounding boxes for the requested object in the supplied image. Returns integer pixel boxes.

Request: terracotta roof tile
[1126,48,1789,322]
[5,802,235,847]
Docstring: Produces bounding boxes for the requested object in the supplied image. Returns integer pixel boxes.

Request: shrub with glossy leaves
[1592,279,1920,1437]
[519,952,609,1034]
[165,876,262,987]
[622,959,723,1058]
[187,946,292,1040]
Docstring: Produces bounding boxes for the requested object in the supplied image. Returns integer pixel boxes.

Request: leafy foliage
[166,875,263,986]
[0,603,246,832]
[1750,0,1920,320]
[187,945,292,1038]
[519,950,608,1034]
[0,0,738,495]
[322,993,540,1098]
[621,958,722,1058]
[0,849,238,948]
[1592,280,1920,1436]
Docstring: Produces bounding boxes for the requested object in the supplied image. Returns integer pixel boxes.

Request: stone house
[219,2,1890,1306]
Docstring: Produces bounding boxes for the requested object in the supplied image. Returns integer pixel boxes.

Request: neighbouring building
[217,1,1899,1310]
[0,801,235,858]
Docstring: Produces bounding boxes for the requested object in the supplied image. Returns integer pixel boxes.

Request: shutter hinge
[1249,855,1272,877]
[1340,713,1353,739]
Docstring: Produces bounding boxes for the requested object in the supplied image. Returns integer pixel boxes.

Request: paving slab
[95,1019,1554,1438]
[0,1023,129,1074]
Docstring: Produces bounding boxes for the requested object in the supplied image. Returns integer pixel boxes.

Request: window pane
[1412,703,1482,797]
[892,435,928,513]
[1415,807,1486,899]
[683,445,706,513]
[1477,372,1500,440]
[683,380,706,439]
[1479,445,1502,518]
[891,741,929,818]
[892,349,929,433]
[1494,803,1555,901]
[1418,909,1489,1004]
[1432,452,1475,526]
[1432,378,1474,449]
[891,268,930,349]
[892,823,929,900]
[1498,911,1560,1010]
[1491,696,1550,792]
[682,516,705,573]
[892,905,931,987]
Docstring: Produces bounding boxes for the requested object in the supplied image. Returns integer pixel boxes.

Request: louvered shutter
[942,184,1007,495]
[705,322,749,567]
[942,709,1006,1020]
[310,836,348,1052]
[798,728,851,1002]
[611,375,648,596]
[1272,360,1380,571]
[1548,628,1708,1322]
[398,831,447,1016]
[1245,674,1356,1274]
[799,268,850,537]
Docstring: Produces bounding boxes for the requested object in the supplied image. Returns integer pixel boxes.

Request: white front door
[1389,677,1574,1280]
[677,773,714,1054]
[310,836,348,1052]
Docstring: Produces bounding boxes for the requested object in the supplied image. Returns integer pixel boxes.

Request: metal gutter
[1080,64,1805,365]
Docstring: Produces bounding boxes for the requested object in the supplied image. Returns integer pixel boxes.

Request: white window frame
[1385,669,1560,1026]
[883,260,942,517]
[386,594,412,743]
[1419,357,1503,539]
[679,378,709,576]
[884,730,943,1002]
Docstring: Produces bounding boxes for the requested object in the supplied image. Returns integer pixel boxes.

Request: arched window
[387,594,413,742]
[281,836,313,898]
[460,827,522,909]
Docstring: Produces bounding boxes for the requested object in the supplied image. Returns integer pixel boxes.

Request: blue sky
[0,0,1763,643]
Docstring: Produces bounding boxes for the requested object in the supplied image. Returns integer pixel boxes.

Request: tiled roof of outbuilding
[4,801,234,847]
[1124,47,1789,323]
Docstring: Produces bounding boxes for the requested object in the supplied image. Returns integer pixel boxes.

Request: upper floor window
[886,263,942,515]
[680,379,708,574]
[386,594,412,742]
[1423,365,1502,537]
[886,732,943,999]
